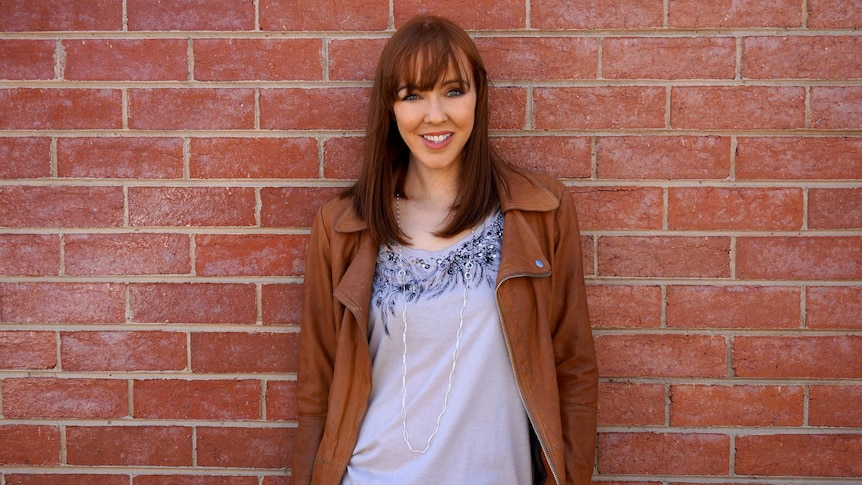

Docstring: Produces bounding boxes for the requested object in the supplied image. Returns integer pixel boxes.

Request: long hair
[346,15,506,245]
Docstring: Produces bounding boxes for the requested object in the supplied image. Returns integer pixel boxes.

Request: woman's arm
[552,191,599,485]
[292,208,338,484]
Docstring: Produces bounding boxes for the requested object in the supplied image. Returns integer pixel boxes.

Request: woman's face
[392,64,476,175]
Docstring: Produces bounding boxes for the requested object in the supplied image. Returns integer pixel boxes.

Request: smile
[422,133,452,144]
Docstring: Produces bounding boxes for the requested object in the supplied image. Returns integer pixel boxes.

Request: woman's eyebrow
[442,79,470,87]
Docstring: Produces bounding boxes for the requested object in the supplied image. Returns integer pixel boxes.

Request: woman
[293,15,597,485]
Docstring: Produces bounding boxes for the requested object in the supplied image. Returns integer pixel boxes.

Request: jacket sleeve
[552,190,598,485]
[292,207,338,484]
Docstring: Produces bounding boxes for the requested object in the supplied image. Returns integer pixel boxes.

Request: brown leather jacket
[293,164,598,485]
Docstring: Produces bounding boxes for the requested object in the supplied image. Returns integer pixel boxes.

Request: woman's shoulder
[498,163,569,209]
[315,192,366,234]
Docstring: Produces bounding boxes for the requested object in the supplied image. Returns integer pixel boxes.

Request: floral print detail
[372,210,504,335]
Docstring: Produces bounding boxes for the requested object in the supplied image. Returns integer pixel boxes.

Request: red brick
[476,37,597,80]
[128,0,255,31]
[736,137,862,180]
[6,475,128,485]
[807,286,862,330]
[598,236,731,278]
[135,477,257,485]
[323,136,364,179]
[736,434,862,477]
[195,234,308,277]
[733,336,862,378]
[194,38,323,81]
[595,334,727,377]
[668,187,803,230]
[329,38,387,81]
[812,86,862,129]
[492,136,591,178]
[737,236,862,280]
[134,379,260,420]
[670,385,803,426]
[66,426,193,466]
[667,286,801,329]
[3,378,127,419]
[261,0,387,30]
[395,0,525,29]
[743,36,862,80]
[570,186,663,230]
[190,137,318,179]
[0,88,121,130]
[129,88,254,130]
[0,0,122,31]
[64,233,190,276]
[0,40,55,80]
[535,86,665,130]
[809,385,862,427]
[0,282,125,324]
[130,283,257,324]
[0,426,60,465]
[598,382,665,426]
[588,483,659,485]
[57,137,184,178]
[598,432,729,475]
[129,187,256,227]
[261,88,369,130]
[581,235,595,276]
[668,0,802,27]
[597,136,730,179]
[262,284,304,326]
[809,188,862,229]
[266,380,298,420]
[0,234,59,276]
[197,427,294,468]
[0,186,124,228]
[604,37,736,79]
[0,331,56,370]
[672,86,805,129]
[191,332,298,373]
[260,187,342,228]
[263,477,292,485]
[64,39,187,81]
[0,137,51,178]
[490,87,528,130]
[586,285,662,328]
[808,0,862,28]
[61,331,187,371]
[533,0,664,29]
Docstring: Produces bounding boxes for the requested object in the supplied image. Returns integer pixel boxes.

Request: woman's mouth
[422,133,452,144]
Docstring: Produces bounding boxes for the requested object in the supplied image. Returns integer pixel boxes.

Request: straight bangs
[386,38,472,103]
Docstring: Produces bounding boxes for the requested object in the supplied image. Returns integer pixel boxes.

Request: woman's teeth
[423,134,451,143]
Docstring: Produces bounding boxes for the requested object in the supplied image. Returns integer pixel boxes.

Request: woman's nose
[424,96,447,123]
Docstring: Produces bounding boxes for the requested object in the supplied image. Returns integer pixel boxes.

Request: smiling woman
[293,15,597,485]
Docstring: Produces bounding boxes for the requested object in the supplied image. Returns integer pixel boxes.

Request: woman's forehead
[397,52,472,89]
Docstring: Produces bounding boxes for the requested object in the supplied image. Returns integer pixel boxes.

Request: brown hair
[346,15,506,245]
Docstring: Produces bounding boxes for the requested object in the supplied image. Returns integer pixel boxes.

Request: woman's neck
[402,160,460,209]
[398,161,469,251]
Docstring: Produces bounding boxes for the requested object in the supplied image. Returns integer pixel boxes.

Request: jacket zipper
[495,273,560,485]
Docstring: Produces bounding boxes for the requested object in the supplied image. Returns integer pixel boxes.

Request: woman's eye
[446,89,464,97]
[401,93,419,101]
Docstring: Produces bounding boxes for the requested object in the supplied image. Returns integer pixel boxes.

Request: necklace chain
[395,194,472,454]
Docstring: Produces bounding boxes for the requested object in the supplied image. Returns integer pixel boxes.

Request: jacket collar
[333,163,559,234]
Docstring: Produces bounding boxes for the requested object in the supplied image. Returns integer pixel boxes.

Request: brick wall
[1,0,860,483]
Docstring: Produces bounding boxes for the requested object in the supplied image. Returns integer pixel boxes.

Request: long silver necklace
[395,194,473,454]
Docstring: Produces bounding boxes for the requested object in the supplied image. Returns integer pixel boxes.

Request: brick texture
[1,1,859,483]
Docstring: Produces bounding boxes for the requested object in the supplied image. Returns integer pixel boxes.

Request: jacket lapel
[496,165,559,282]
[332,204,377,327]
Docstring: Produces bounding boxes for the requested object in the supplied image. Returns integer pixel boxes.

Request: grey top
[342,210,531,485]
